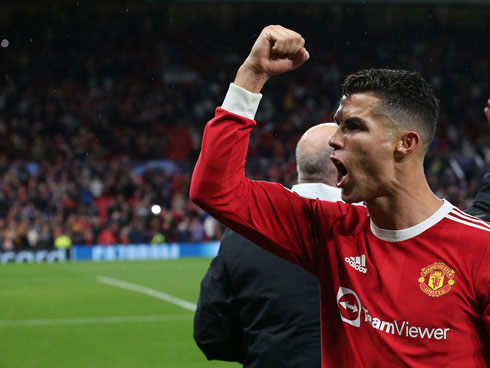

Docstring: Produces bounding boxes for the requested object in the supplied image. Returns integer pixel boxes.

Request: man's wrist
[233,64,269,94]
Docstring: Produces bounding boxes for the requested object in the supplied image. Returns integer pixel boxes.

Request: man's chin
[341,193,353,203]
[341,189,361,204]
[343,197,358,204]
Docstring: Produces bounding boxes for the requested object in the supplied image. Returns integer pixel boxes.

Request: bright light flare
[151,204,161,215]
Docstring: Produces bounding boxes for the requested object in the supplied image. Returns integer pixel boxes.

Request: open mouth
[331,157,348,188]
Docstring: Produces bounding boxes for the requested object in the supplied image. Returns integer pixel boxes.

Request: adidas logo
[345,254,368,274]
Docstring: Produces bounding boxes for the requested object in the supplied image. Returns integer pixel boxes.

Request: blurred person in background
[96,221,119,246]
[53,226,72,250]
[466,99,490,221]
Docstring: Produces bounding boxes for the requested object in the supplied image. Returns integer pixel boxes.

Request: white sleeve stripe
[446,214,490,233]
[450,208,490,229]
[221,83,262,120]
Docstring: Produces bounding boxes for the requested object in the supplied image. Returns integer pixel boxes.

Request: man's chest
[319,231,478,344]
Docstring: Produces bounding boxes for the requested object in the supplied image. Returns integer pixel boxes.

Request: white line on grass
[96,275,197,312]
[0,314,193,327]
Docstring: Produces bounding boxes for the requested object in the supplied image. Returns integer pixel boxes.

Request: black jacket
[194,228,321,368]
[465,172,490,221]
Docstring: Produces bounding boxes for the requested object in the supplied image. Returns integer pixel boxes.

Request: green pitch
[0,259,241,368]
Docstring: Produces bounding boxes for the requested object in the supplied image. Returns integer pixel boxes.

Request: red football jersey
[190,107,490,367]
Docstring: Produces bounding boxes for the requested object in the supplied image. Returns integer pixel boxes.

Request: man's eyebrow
[344,116,365,125]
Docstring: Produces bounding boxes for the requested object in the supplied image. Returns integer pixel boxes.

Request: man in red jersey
[190,25,490,367]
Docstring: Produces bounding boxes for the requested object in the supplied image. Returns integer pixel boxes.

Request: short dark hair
[342,69,439,151]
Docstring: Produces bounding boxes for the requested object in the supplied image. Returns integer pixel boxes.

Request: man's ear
[394,131,420,160]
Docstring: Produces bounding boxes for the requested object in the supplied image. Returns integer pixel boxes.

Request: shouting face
[329,93,400,204]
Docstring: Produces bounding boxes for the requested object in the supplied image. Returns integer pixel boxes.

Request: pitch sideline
[0,314,193,327]
[96,275,197,311]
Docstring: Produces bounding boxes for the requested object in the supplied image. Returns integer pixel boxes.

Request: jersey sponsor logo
[337,286,362,327]
[336,286,450,340]
[344,254,368,274]
[418,262,455,297]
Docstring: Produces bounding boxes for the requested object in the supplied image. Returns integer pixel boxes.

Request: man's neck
[365,178,443,231]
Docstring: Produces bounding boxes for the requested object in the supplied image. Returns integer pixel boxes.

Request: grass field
[0,259,241,368]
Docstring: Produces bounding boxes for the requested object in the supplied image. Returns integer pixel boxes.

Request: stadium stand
[0,3,489,249]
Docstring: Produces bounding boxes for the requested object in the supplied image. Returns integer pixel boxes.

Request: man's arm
[194,230,244,363]
[465,99,490,220]
[190,26,333,273]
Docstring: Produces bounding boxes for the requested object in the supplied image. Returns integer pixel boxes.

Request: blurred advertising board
[0,249,67,264]
[71,242,220,262]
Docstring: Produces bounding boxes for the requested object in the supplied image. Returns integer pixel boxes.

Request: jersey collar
[369,199,453,242]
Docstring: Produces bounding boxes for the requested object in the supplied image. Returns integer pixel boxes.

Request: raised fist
[235,25,310,93]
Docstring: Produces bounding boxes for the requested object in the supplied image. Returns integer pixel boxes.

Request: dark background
[0,1,489,248]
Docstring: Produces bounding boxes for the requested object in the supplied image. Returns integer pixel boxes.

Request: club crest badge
[418,262,455,298]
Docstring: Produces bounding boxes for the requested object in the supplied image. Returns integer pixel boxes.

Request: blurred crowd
[0,4,489,250]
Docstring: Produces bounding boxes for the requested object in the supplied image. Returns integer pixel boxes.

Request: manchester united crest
[418,262,455,297]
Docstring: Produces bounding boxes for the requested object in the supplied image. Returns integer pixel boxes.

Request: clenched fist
[234,25,310,93]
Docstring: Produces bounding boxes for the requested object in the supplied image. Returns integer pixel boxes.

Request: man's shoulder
[447,207,490,232]
[442,206,490,249]
[313,200,369,237]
